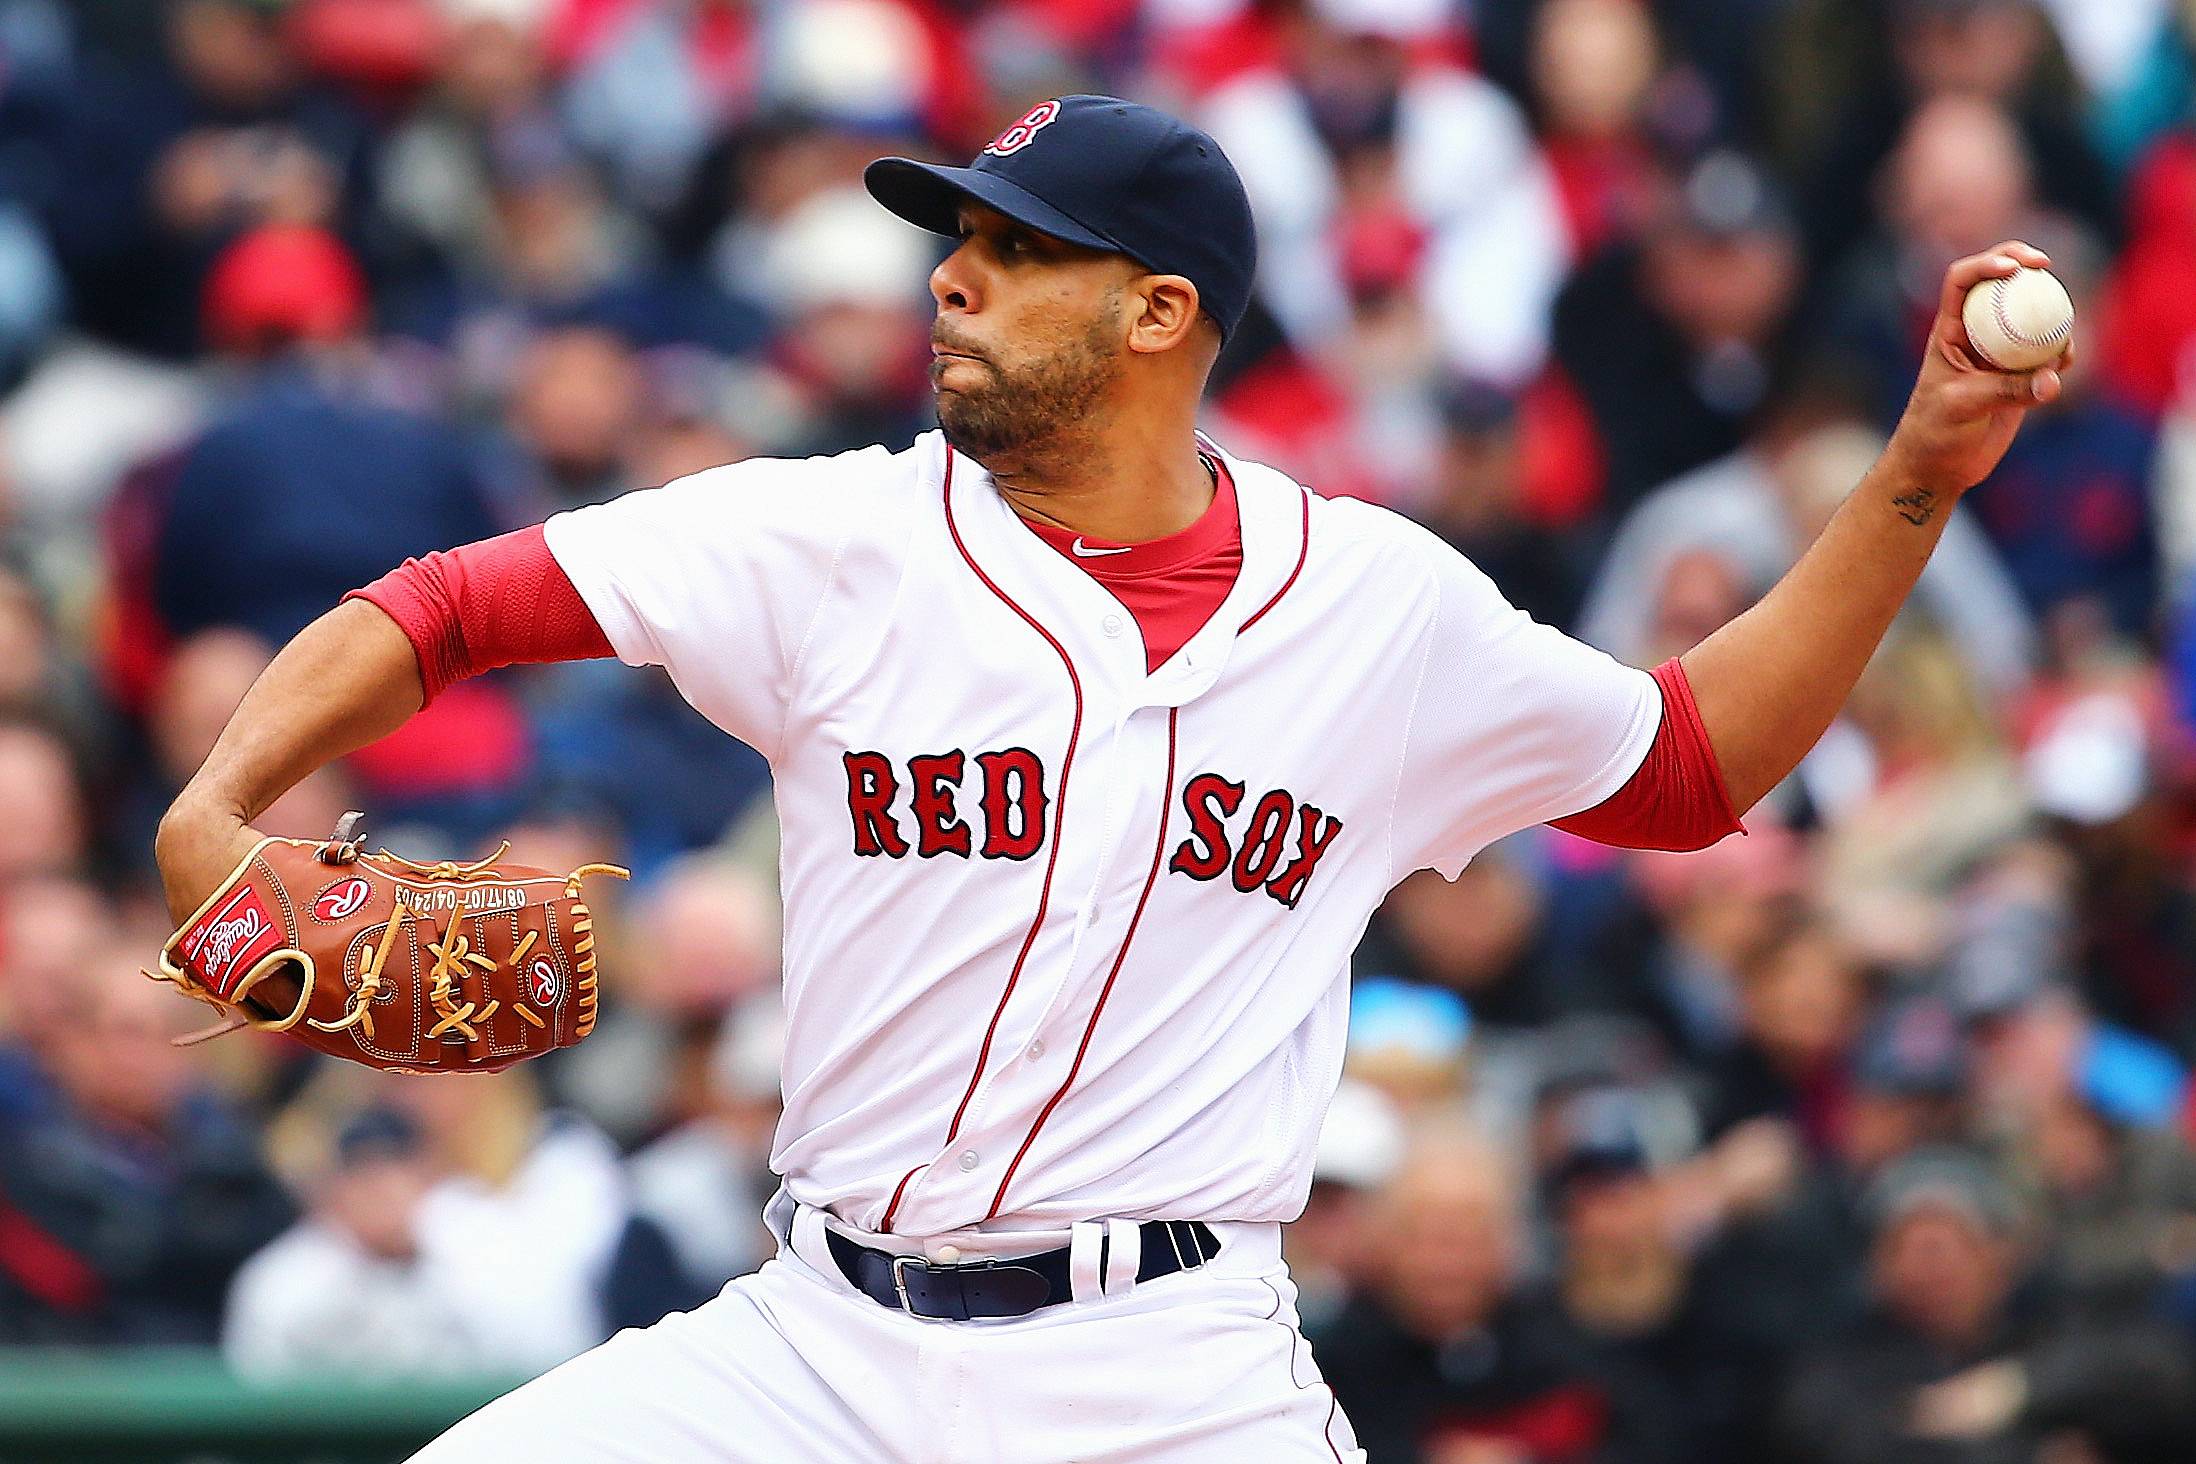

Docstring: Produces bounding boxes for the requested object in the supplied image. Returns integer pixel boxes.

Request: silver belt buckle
[890,1254,922,1313]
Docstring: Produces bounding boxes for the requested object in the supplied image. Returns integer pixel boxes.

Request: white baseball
[1961,265,2073,372]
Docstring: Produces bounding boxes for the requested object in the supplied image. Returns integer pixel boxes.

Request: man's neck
[982,433,1217,545]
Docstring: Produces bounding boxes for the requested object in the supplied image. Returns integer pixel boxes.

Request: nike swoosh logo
[1071,538,1132,558]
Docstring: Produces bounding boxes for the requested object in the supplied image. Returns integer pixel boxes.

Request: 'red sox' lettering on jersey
[845,750,1345,908]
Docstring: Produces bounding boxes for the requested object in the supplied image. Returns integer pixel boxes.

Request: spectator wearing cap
[1947,947,2196,1318]
[1954,932,2188,1136]
[223,1107,499,1377]
[338,1068,640,1374]
[727,186,936,459]
[1848,996,1975,1175]
[1551,151,1803,515]
[1200,0,1573,386]
[1780,1144,2196,1463]
[1341,976,1473,1115]
[1409,379,1596,629]
[1542,1086,1777,1463]
[1773,1147,2040,1464]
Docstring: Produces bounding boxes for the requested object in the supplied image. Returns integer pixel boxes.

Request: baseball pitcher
[151,96,2069,1462]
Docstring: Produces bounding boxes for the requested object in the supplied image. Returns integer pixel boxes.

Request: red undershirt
[1019,453,1244,675]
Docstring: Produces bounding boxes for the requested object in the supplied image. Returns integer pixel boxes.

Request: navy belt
[827,1220,1221,1320]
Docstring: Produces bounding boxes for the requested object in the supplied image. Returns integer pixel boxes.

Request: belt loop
[792,1202,837,1286]
[1067,1220,1105,1303]
[1102,1219,1141,1296]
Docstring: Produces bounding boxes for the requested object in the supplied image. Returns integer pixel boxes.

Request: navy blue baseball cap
[864,95,1257,341]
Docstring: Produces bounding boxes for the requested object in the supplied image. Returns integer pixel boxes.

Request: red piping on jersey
[987,707,1179,1221]
[882,445,1086,1234]
[1239,488,1311,633]
[879,1164,921,1235]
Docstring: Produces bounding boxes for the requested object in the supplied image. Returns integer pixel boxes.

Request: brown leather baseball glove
[146,813,627,1073]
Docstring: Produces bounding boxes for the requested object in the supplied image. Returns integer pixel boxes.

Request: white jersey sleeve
[1389,524,1662,879]
[542,448,894,761]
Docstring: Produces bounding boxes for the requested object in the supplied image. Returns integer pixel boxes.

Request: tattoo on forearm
[1891,486,1939,526]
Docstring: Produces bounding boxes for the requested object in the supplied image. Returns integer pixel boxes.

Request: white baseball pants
[410,1198,1366,1463]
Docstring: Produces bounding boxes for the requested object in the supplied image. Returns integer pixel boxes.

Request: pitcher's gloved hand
[147,812,627,1072]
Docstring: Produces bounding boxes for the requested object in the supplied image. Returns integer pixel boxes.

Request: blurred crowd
[1,0,2195,1460]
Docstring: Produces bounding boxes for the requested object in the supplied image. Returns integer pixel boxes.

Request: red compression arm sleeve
[1549,658,1744,852]
[345,524,614,706]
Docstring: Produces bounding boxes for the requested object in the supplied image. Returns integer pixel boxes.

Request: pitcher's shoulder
[642,436,939,542]
[667,437,931,502]
[1269,477,1457,575]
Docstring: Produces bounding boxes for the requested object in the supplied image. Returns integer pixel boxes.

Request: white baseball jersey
[543,431,1659,1239]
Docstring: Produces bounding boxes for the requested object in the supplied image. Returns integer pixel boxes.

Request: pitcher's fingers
[1992,239,2051,270]
[1935,243,2048,322]
[1939,365,2051,415]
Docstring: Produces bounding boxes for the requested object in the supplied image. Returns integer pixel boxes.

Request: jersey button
[1101,613,1124,637]
[957,1150,980,1172]
[1025,1039,1045,1060]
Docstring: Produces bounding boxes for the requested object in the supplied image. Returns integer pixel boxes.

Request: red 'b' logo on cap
[984,100,1060,157]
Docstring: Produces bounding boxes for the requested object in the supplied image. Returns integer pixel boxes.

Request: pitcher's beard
[933,316,1121,472]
